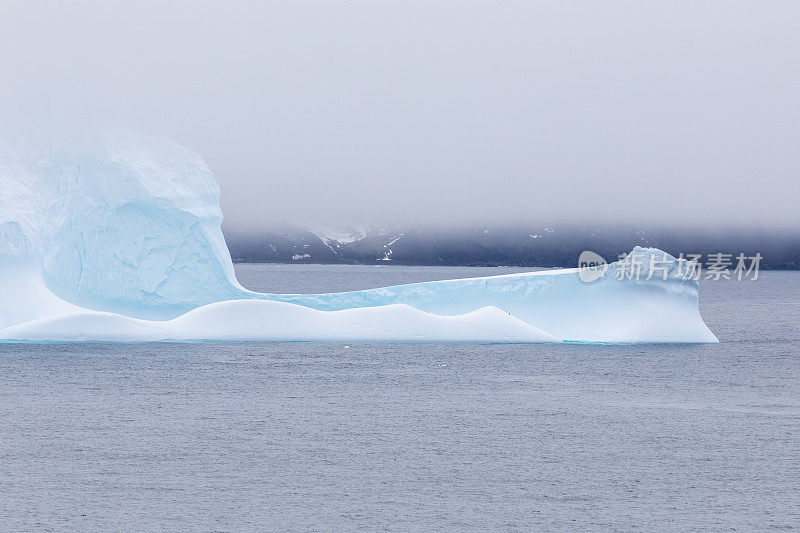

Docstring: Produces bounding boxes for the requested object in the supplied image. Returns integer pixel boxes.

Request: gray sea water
[1,264,798,531]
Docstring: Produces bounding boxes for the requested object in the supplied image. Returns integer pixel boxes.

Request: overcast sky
[1,1,798,230]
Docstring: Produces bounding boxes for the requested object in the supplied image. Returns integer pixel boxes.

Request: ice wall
[0,130,249,325]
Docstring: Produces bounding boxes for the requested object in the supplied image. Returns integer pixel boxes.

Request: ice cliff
[0,130,248,323]
[0,130,718,343]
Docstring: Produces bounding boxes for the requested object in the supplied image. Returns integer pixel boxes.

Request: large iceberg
[0,130,718,343]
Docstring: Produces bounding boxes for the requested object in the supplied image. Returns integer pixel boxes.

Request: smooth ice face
[0,130,718,343]
[0,301,561,343]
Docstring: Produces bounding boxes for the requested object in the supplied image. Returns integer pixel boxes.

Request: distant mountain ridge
[224,223,800,269]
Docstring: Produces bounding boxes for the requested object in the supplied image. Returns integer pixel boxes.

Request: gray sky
[1,0,798,230]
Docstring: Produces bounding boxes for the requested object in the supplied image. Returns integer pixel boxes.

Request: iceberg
[0,130,718,343]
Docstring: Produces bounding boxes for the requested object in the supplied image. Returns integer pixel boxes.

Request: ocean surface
[1,264,798,531]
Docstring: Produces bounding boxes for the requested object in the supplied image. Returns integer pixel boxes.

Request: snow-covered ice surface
[0,131,717,343]
[0,301,560,343]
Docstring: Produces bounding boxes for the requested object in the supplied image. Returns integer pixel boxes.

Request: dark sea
[1,265,798,531]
